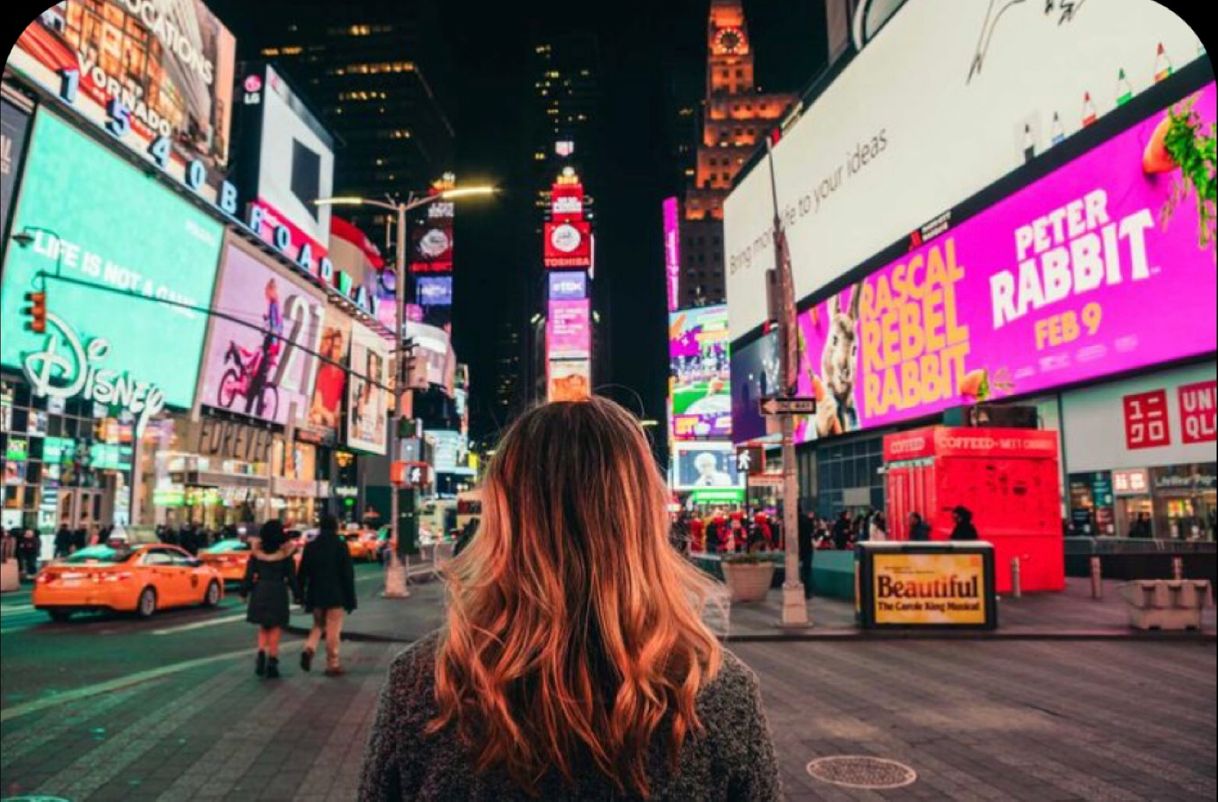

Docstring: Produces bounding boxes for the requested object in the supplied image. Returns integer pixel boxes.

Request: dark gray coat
[298,532,357,612]
[359,632,781,800]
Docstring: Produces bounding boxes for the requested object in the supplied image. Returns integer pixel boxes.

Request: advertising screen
[8,1,236,178]
[305,306,351,434]
[671,441,744,491]
[871,552,989,626]
[781,83,1218,446]
[723,0,1205,337]
[198,238,326,426]
[405,321,456,391]
[409,207,454,273]
[249,65,334,263]
[663,197,680,312]
[1,110,223,409]
[547,299,591,360]
[544,221,592,268]
[730,331,780,443]
[417,275,453,306]
[548,271,587,301]
[669,305,732,440]
[548,360,591,402]
[347,322,388,454]
[2,97,32,237]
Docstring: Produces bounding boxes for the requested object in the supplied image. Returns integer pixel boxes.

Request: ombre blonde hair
[428,398,723,797]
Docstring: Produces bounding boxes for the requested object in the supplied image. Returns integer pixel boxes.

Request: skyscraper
[677,0,797,308]
[236,1,456,241]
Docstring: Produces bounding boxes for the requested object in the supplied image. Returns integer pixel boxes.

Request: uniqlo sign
[1178,380,1217,444]
[1123,390,1170,450]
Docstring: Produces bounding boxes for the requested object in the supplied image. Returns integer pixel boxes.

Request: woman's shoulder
[698,648,761,714]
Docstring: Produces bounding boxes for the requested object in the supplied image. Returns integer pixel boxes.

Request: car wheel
[203,580,221,607]
[48,609,72,623]
[137,587,157,618]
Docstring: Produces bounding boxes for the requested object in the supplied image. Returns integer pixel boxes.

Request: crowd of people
[668,508,783,555]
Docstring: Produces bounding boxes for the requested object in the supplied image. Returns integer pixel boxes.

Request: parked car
[33,544,223,621]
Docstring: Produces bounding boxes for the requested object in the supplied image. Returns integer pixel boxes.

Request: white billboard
[254,65,335,253]
[723,0,1205,338]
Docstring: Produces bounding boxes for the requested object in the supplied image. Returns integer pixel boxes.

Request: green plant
[722,552,769,565]
[1161,94,1217,250]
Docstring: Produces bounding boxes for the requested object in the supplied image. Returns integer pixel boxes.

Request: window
[142,549,174,566]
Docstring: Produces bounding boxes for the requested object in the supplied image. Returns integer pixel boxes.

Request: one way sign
[759,397,816,416]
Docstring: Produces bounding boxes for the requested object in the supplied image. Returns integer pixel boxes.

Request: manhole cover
[806,755,918,789]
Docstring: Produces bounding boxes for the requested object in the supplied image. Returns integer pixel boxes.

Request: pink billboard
[790,83,1217,444]
[547,299,591,360]
[663,197,680,312]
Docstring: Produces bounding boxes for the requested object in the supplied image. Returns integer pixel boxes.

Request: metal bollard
[1090,555,1103,600]
[1011,557,1022,599]
[1172,556,1184,580]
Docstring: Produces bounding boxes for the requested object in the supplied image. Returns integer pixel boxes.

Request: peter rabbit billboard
[734,80,1217,445]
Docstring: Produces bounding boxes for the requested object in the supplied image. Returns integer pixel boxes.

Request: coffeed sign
[871,552,988,625]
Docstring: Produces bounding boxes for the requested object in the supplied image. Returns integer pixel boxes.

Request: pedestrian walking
[832,511,852,550]
[298,514,357,676]
[17,529,40,579]
[453,516,479,558]
[908,512,931,541]
[798,512,814,598]
[950,506,979,541]
[71,522,87,554]
[240,520,300,679]
[869,513,887,542]
[360,397,779,800]
[53,523,72,558]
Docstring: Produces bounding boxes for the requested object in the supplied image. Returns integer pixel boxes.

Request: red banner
[1123,390,1171,450]
[1178,380,1217,444]
[543,221,591,268]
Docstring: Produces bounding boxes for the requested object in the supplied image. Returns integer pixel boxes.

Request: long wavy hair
[428,398,723,797]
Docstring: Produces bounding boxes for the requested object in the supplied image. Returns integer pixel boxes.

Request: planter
[722,561,776,603]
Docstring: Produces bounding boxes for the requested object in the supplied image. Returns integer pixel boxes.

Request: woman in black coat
[241,520,300,679]
[298,515,357,676]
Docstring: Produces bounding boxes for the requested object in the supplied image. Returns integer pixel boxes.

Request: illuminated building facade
[677,0,796,308]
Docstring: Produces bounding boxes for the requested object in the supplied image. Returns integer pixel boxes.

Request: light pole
[764,137,810,629]
[315,185,495,598]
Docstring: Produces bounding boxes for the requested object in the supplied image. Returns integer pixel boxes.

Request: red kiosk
[883,426,1064,594]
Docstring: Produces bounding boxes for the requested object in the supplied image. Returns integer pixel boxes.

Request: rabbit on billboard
[813,282,862,438]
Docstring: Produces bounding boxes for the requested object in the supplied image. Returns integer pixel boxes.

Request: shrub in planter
[721,554,776,603]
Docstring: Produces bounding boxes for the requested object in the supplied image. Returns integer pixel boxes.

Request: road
[1,564,1215,801]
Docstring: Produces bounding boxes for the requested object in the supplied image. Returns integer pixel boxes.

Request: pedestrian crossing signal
[23,292,46,334]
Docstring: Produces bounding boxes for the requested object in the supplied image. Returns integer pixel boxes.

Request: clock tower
[676,0,797,307]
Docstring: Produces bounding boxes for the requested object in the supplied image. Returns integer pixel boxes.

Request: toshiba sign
[544,221,592,268]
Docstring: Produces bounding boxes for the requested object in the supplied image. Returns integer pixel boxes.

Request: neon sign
[22,313,166,435]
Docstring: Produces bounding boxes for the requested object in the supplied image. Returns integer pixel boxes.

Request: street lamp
[314,184,495,598]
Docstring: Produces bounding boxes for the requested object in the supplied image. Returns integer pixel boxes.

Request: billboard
[669,305,731,440]
[1,96,32,239]
[405,320,455,390]
[548,271,587,301]
[544,221,592,268]
[198,238,326,426]
[546,299,591,360]
[870,552,990,626]
[247,65,335,263]
[347,322,388,454]
[409,199,454,273]
[724,0,1206,337]
[671,441,744,491]
[774,83,1218,446]
[305,306,351,434]
[663,197,680,312]
[548,360,591,402]
[1,109,223,410]
[417,275,453,307]
[8,1,236,179]
[730,331,780,443]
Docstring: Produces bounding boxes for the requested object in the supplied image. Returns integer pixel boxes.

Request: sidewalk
[330,574,1216,643]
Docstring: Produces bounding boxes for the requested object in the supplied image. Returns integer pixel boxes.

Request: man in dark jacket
[832,511,852,550]
[53,523,73,558]
[298,514,357,676]
[17,529,41,579]
[797,513,814,599]
[453,517,479,557]
[909,512,931,542]
[950,506,979,541]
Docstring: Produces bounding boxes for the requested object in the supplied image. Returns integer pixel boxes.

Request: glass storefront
[1068,464,1216,540]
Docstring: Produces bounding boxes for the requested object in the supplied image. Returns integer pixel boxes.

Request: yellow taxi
[198,538,253,583]
[342,529,376,562]
[33,543,223,621]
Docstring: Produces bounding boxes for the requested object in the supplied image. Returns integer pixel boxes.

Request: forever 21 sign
[197,417,273,464]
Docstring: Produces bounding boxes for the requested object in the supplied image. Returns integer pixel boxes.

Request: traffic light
[22,292,47,334]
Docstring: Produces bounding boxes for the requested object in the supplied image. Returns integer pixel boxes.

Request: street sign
[735,445,765,476]
[747,474,785,488]
[759,397,816,415]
